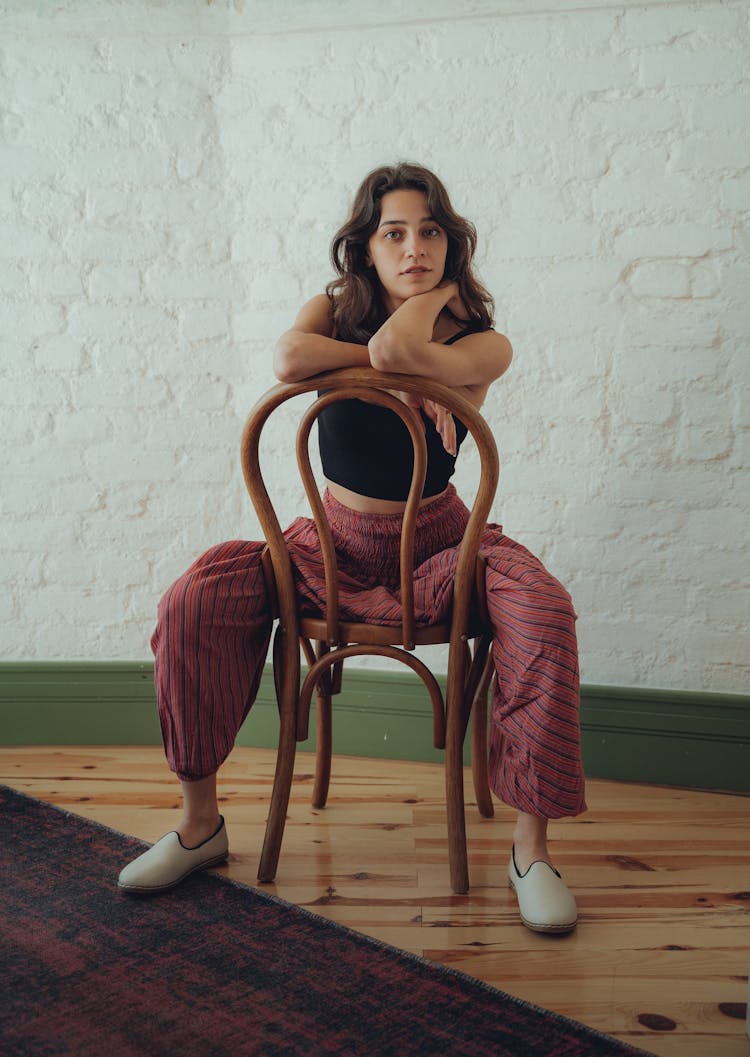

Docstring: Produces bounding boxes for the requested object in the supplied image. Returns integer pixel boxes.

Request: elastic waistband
[322,485,466,539]
[320,485,470,580]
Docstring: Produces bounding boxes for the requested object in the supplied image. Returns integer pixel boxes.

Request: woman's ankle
[512,812,551,873]
[512,840,552,874]
[176,814,222,849]
[177,772,220,847]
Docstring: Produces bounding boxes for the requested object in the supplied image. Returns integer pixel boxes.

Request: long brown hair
[326,162,495,344]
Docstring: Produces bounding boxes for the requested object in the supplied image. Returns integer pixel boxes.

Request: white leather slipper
[118,817,228,894]
[508,846,577,934]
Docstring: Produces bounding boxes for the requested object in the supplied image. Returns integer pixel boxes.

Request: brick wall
[2,1,748,693]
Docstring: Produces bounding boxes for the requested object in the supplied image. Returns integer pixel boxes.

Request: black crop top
[317,326,480,502]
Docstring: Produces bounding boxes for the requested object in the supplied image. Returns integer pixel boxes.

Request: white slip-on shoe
[508,846,577,934]
[118,817,228,894]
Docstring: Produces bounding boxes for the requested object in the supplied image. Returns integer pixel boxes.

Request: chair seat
[300,616,450,648]
[299,615,488,648]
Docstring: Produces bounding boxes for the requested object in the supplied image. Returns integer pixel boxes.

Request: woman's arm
[368,283,512,394]
[274,294,371,382]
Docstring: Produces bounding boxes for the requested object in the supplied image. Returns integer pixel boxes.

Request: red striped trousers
[152,486,586,819]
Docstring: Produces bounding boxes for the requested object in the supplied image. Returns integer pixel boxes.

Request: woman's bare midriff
[325,479,448,514]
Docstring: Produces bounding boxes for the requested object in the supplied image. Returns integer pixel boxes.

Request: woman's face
[365,189,448,313]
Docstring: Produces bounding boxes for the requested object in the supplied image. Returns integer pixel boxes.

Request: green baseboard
[0,662,747,794]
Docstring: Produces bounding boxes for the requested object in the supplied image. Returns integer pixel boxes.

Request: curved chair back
[241,367,499,654]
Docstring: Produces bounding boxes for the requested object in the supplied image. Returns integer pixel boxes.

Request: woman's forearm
[274,330,370,383]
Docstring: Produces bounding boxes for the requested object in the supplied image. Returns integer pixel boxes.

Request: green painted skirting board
[0,662,747,794]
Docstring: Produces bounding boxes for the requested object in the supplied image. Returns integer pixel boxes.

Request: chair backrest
[240,367,499,653]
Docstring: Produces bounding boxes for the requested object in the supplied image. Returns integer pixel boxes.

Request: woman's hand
[438,280,471,322]
[422,398,457,455]
[389,391,457,457]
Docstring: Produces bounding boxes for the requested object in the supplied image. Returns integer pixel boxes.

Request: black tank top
[318,327,480,501]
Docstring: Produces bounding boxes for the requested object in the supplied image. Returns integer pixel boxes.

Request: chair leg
[445,678,470,895]
[471,653,495,819]
[257,706,297,883]
[312,687,332,809]
[312,640,333,810]
[258,628,299,884]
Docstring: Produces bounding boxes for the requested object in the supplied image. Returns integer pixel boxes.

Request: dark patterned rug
[0,785,654,1057]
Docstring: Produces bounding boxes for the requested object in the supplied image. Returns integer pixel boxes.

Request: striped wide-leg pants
[152,486,586,818]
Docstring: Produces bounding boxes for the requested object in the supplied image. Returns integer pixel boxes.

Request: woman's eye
[384,230,401,240]
[424,227,441,238]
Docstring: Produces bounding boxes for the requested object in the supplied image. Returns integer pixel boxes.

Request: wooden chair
[240,367,500,894]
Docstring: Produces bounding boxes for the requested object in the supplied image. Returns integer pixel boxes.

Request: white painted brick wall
[1,1,748,695]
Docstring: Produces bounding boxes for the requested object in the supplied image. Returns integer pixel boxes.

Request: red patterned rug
[0,785,654,1057]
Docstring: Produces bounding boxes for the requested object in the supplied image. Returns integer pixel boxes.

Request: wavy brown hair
[326,162,494,344]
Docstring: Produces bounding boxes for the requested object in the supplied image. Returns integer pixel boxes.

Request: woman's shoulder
[303,291,334,315]
[454,325,512,360]
[436,313,498,345]
[442,325,513,391]
[293,292,335,333]
[442,321,487,345]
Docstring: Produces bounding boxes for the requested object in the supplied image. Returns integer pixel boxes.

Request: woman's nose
[404,234,424,257]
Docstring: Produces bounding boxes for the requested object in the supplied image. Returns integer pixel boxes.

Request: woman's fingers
[388,392,456,454]
[438,408,457,456]
[424,400,456,456]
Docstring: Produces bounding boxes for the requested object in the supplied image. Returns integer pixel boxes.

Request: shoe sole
[117,851,229,895]
[508,876,577,934]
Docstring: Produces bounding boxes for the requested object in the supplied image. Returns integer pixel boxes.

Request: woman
[119,163,586,934]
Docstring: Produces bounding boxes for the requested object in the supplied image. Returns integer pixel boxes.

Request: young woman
[118,163,586,934]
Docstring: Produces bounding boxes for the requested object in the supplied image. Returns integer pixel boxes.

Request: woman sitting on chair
[118,162,586,934]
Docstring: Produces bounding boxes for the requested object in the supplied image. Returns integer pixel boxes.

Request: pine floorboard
[1,745,748,1057]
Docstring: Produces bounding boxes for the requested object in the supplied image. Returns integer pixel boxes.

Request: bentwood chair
[240,367,500,894]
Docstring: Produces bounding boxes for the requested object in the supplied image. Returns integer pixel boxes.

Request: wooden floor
[2,746,748,1057]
